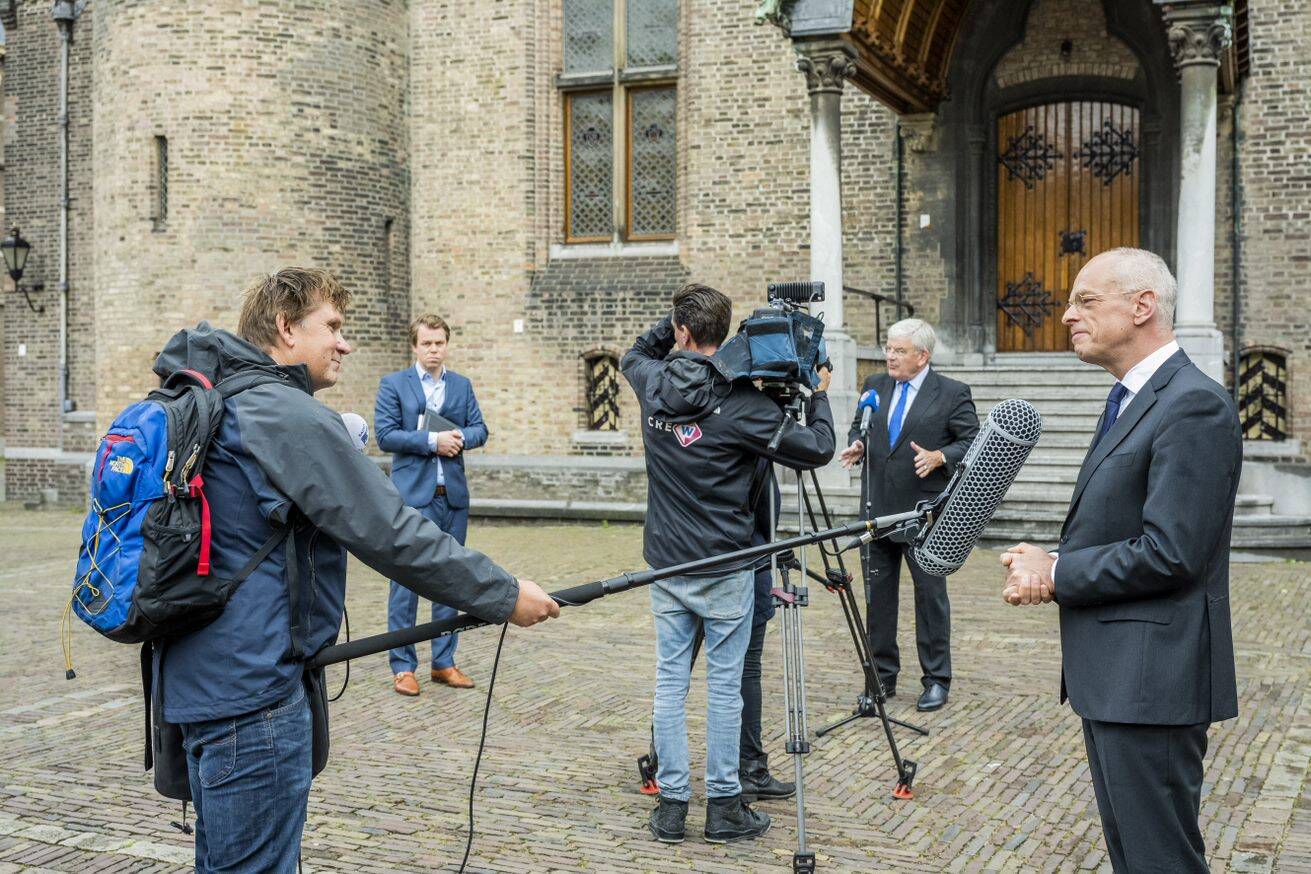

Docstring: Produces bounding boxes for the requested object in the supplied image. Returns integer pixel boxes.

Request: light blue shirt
[417,362,448,485]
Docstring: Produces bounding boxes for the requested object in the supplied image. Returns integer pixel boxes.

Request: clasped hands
[434,429,464,457]
[1000,542,1056,606]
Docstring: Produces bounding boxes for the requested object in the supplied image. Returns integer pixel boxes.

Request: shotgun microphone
[911,399,1042,575]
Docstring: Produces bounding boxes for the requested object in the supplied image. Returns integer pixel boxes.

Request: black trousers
[863,536,951,691]
[738,608,769,765]
[1081,718,1210,873]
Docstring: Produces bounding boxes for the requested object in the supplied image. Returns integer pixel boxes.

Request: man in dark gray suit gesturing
[1002,247,1241,873]
[839,318,979,712]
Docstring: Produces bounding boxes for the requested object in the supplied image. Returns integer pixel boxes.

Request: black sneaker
[704,794,770,844]
[647,796,687,843]
[739,755,796,802]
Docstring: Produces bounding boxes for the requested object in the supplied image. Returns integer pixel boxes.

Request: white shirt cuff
[427,432,438,453]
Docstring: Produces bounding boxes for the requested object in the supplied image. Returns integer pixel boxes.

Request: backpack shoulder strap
[216,370,286,399]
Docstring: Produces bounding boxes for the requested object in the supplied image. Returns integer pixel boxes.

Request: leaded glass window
[626,0,678,67]
[564,0,614,74]
[567,92,615,240]
[628,87,676,238]
[561,0,678,243]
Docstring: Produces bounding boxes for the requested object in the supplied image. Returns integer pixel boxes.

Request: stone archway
[927,0,1180,356]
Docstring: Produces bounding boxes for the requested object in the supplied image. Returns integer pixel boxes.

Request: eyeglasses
[1066,289,1146,312]
[882,346,922,359]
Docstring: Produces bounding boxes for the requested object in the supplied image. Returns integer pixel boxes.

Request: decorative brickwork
[993,0,1140,89]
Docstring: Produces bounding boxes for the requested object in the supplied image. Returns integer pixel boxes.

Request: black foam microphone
[911,398,1042,576]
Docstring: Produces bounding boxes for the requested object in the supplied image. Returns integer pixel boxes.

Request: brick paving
[0,507,1307,873]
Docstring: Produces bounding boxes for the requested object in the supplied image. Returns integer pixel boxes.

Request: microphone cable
[329,607,350,702]
[459,622,509,874]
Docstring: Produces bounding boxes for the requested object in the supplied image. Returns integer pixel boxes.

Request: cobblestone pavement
[1,507,1307,873]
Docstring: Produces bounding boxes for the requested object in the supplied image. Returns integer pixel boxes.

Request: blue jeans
[181,683,312,873]
[651,568,754,801]
[388,493,469,673]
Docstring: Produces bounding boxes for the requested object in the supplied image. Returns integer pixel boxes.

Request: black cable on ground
[458,622,508,874]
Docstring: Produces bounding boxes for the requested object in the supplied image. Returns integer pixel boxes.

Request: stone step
[938,368,1113,387]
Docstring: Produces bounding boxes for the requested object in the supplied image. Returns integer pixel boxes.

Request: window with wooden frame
[561,0,677,244]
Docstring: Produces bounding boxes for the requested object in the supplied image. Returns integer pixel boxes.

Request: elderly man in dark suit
[839,318,979,712]
[1002,247,1241,873]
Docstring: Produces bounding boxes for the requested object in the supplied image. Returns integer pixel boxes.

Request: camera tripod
[768,388,928,871]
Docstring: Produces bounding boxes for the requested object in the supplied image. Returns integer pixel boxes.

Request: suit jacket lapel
[436,374,458,418]
[868,375,894,449]
[1063,350,1191,527]
[406,368,428,419]
[890,369,939,455]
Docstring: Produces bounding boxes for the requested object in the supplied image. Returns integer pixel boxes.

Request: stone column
[796,41,857,489]
[1159,1,1233,383]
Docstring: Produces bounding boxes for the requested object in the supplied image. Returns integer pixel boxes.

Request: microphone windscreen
[858,389,880,411]
[912,399,1042,576]
[340,412,369,452]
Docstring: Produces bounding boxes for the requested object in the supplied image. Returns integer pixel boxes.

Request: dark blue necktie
[1092,383,1130,451]
[887,381,910,448]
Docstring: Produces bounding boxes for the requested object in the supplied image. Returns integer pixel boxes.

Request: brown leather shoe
[431,666,475,689]
[393,671,420,697]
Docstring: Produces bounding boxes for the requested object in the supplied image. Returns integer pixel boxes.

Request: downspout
[1230,82,1244,404]
[53,2,82,415]
[894,119,904,315]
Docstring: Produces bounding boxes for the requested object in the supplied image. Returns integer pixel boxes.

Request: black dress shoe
[917,683,948,712]
[740,755,796,802]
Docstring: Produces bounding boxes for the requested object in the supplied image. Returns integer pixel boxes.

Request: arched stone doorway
[929,0,1179,357]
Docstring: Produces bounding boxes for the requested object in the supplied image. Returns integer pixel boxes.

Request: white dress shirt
[887,363,932,428]
[1051,339,1180,583]
[417,362,448,485]
[1113,340,1180,420]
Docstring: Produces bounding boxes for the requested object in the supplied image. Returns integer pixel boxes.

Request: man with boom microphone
[1001,248,1240,873]
[150,269,559,872]
[622,283,835,845]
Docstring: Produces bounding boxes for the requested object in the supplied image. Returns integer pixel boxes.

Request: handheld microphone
[340,412,369,452]
[858,389,880,433]
[911,399,1042,576]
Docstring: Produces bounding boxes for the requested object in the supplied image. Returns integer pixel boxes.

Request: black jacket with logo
[621,317,835,573]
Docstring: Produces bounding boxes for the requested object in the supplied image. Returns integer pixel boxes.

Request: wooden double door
[996,101,1143,352]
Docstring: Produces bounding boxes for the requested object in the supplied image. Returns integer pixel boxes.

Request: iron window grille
[584,352,622,431]
[1237,348,1290,441]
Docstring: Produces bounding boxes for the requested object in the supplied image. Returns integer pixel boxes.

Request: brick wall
[2,0,94,455]
[1231,0,1311,451]
[993,0,1140,88]
[89,0,410,436]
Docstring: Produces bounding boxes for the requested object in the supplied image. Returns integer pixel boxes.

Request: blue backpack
[67,368,286,670]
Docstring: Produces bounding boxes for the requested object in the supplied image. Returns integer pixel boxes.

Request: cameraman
[622,283,835,845]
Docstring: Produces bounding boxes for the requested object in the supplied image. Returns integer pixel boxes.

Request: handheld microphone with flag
[858,389,880,434]
[340,412,369,452]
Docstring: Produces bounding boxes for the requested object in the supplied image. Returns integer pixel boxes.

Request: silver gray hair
[887,317,937,356]
[1102,247,1177,325]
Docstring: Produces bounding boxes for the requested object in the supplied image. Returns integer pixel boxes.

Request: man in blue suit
[375,314,489,696]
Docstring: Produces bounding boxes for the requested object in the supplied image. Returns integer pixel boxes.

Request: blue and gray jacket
[151,325,519,723]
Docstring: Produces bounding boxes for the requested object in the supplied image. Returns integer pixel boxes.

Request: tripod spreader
[310,516,892,669]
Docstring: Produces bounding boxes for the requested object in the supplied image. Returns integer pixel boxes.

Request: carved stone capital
[795,43,857,95]
[1160,3,1233,69]
[898,113,937,154]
